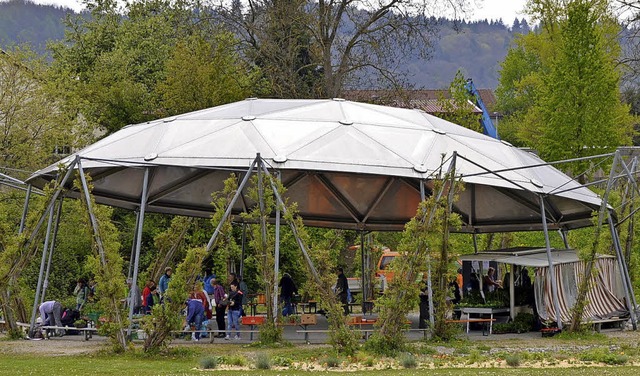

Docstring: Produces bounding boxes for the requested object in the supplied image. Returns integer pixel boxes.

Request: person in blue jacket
[158,267,172,297]
[185,298,204,341]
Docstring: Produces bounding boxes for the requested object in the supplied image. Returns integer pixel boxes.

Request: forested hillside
[0,0,70,52]
[0,0,529,88]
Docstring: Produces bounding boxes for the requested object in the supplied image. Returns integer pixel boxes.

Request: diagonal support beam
[314,174,362,225]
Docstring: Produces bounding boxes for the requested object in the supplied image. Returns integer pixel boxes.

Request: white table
[460,307,510,334]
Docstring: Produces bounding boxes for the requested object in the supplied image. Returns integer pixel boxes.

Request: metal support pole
[509,264,515,321]
[420,180,435,327]
[128,210,140,281]
[206,158,258,253]
[240,223,246,278]
[360,231,366,313]
[540,195,563,329]
[41,198,64,303]
[77,159,107,265]
[127,168,150,338]
[273,171,281,323]
[608,212,637,330]
[28,202,55,336]
[19,184,32,234]
[259,162,321,282]
[472,233,479,254]
[559,229,570,249]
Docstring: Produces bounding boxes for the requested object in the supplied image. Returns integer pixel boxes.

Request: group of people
[129,267,249,341]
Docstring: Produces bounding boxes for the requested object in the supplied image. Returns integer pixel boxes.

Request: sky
[12,0,531,22]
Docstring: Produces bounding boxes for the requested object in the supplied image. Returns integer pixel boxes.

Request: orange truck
[346,248,400,293]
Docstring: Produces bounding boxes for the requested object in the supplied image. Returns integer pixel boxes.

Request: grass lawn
[0,353,638,376]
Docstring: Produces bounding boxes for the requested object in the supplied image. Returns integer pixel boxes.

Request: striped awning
[535,258,628,323]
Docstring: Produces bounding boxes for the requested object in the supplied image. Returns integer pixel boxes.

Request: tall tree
[496,0,634,177]
[216,0,468,98]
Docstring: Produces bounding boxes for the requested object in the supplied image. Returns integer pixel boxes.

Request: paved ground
[2,310,634,351]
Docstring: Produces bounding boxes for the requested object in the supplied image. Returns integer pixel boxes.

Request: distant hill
[0,0,531,89]
[0,0,72,53]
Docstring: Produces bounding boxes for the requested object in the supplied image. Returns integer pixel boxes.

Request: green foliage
[398,353,418,368]
[254,353,271,369]
[579,347,629,365]
[143,246,206,352]
[505,353,522,367]
[199,356,218,369]
[75,174,127,351]
[323,355,341,368]
[270,355,292,367]
[49,0,261,135]
[372,174,462,353]
[436,70,483,133]
[497,0,634,177]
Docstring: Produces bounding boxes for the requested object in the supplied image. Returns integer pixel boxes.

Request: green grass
[0,354,639,375]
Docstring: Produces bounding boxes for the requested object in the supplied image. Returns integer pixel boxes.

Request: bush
[579,348,629,365]
[199,357,218,369]
[271,356,292,367]
[505,353,521,367]
[398,353,417,368]
[324,355,341,368]
[226,355,247,366]
[255,353,271,369]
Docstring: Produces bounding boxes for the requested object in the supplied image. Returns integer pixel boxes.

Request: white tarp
[28,98,605,232]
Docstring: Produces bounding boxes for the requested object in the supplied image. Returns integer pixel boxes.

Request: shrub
[226,355,248,366]
[199,357,218,369]
[255,353,271,369]
[398,353,418,368]
[363,357,375,367]
[579,348,629,365]
[324,355,341,368]
[271,356,292,367]
[505,353,521,367]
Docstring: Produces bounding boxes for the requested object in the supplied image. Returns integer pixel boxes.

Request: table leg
[489,314,493,335]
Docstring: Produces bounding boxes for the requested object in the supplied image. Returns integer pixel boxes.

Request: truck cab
[376,250,401,282]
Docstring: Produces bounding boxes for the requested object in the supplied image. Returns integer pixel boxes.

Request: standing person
[39,300,64,336]
[73,278,90,311]
[185,299,205,341]
[141,280,155,312]
[190,282,212,320]
[225,282,243,340]
[228,272,239,288]
[279,273,298,316]
[419,273,430,329]
[145,285,160,314]
[335,267,349,315]
[126,278,143,314]
[483,267,502,293]
[158,267,172,297]
[210,276,227,338]
[204,269,216,297]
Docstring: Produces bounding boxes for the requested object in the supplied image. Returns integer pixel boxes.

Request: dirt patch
[0,333,106,356]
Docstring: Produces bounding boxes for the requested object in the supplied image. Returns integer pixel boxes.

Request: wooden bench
[241,314,318,341]
[41,325,98,340]
[171,329,261,343]
[446,318,496,335]
[587,318,627,333]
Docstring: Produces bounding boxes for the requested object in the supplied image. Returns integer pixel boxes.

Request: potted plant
[74,319,87,328]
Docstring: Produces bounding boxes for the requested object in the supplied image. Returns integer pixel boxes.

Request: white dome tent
[24,98,636,335]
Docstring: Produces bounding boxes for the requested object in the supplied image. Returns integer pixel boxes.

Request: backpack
[61,308,80,326]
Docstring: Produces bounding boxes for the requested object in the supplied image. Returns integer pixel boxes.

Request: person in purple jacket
[210,276,227,338]
[185,298,204,341]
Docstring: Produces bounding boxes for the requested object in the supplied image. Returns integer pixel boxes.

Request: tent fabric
[534,258,628,323]
[27,99,605,232]
[458,248,604,268]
